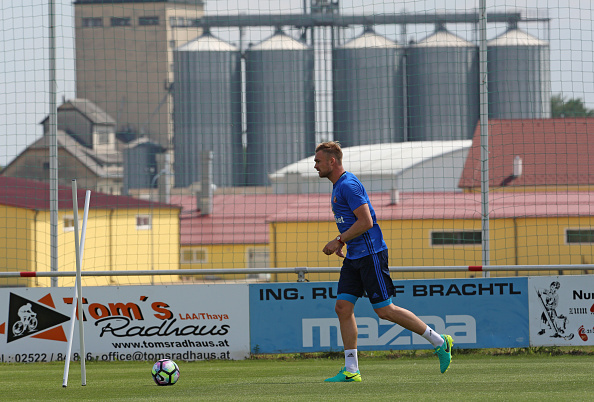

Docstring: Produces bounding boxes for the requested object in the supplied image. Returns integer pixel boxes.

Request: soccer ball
[151,359,180,386]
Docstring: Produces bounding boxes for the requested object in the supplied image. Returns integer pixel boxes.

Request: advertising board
[249,278,529,354]
[0,285,250,362]
[529,275,594,346]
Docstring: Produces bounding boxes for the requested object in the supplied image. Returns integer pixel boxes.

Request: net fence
[1,0,593,287]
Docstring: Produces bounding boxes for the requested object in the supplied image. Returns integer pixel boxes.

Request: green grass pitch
[2,351,593,401]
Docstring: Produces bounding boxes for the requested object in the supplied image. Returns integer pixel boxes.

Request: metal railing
[1,264,591,283]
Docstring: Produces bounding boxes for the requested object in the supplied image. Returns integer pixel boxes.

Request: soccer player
[314,141,453,382]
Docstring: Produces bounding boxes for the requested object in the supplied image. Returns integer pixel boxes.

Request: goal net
[1,1,594,288]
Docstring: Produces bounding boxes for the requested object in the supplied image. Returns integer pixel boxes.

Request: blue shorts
[337,249,394,309]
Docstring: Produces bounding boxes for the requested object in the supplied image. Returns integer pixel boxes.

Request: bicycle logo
[12,303,38,337]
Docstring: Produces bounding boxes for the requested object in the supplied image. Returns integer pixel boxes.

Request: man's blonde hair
[315,141,343,163]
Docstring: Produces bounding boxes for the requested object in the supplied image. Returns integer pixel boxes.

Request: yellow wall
[271,221,342,282]
[513,216,594,276]
[179,243,271,282]
[5,204,594,287]
[269,217,594,281]
[1,206,180,287]
[0,205,36,287]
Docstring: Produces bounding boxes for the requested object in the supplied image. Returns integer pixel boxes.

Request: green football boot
[434,334,454,373]
[324,366,362,382]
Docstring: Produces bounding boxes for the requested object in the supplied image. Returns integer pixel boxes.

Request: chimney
[513,156,523,178]
[390,188,400,205]
[156,152,171,204]
[197,151,214,215]
[389,177,400,205]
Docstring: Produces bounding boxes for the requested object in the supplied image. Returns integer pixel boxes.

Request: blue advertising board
[249,277,529,354]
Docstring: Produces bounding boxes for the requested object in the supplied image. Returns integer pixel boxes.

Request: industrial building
[69,2,552,191]
[74,0,204,149]
[269,140,472,194]
[171,23,550,188]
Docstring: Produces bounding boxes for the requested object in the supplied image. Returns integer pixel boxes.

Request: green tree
[551,94,594,118]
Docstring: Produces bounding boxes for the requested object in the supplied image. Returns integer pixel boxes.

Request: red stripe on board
[468,266,483,271]
[20,272,36,277]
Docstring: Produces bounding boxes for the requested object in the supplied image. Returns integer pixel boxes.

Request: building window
[139,16,159,26]
[96,132,110,145]
[82,17,103,28]
[170,16,183,27]
[247,247,270,281]
[136,215,151,230]
[180,248,207,263]
[63,216,75,232]
[111,17,131,27]
[169,16,198,27]
[43,162,50,170]
[431,231,482,246]
[566,229,594,244]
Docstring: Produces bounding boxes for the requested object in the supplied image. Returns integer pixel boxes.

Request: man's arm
[323,203,373,257]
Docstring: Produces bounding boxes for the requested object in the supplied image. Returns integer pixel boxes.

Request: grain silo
[333,28,405,147]
[173,31,242,188]
[407,25,479,141]
[244,30,315,187]
[488,27,551,119]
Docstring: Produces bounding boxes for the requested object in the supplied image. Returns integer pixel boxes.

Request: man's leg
[374,303,428,336]
[325,299,362,382]
[374,303,453,373]
[336,299,357,349]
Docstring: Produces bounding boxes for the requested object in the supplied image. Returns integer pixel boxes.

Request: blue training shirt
[331,171,387,259]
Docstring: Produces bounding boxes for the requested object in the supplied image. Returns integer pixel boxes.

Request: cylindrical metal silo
[333,28,405,147]
[245,30,315,187]
[488,27,551,119]
[123,138,165,193]
[173,31,242,188]
[407,26,479,141]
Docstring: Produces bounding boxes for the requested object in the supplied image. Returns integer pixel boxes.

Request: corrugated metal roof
[174,194,307,245]
[270,140,472,179]
[249,32,309,51]
[266,191,594,222]
[176,189,594,245]
[0,176,174,210]
[488,28,548,47]
[459,119,594,188]
[177,33,238,52]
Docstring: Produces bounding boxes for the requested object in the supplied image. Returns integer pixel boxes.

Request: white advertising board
[529,275,594,346]
[0,285,250,363]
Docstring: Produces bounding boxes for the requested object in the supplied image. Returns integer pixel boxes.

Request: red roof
[267,191,594,222]
[459,118,594,189]
[0,176,174,210]
[176,190,594,245]
[174,193,330,245]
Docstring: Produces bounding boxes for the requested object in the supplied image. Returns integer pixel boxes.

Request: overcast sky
[0,0,592,166]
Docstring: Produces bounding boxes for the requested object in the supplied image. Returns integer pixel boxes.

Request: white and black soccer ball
[151,359,180,386]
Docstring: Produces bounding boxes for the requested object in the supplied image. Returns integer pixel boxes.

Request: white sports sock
[422,326,444,348]
[344,349,358,373]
